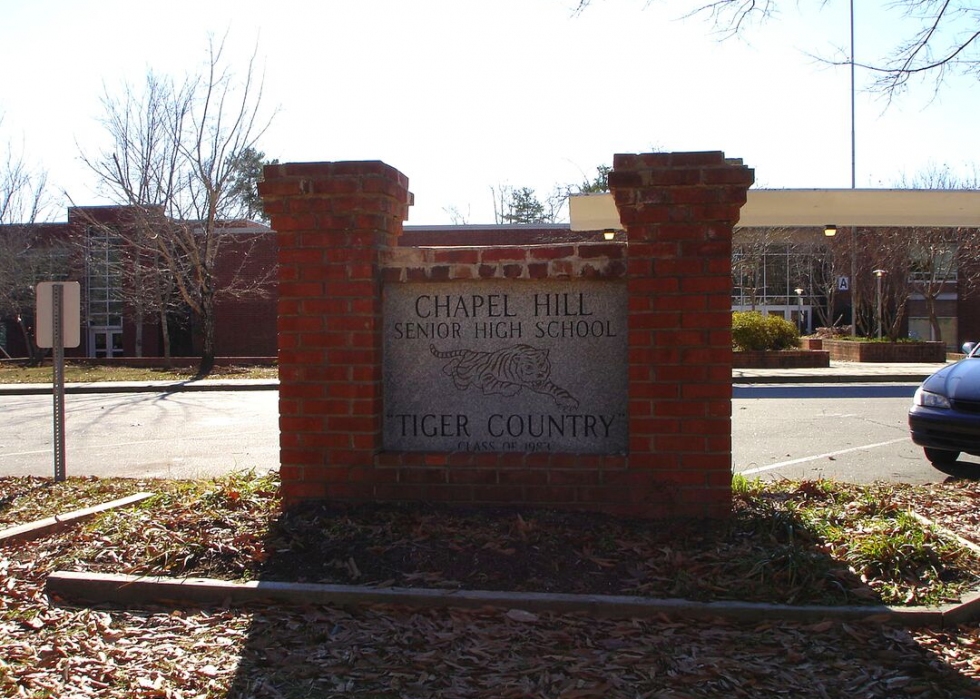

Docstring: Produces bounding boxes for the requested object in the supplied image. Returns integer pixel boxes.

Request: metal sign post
[36,282,81,483]
[52,285,66,481]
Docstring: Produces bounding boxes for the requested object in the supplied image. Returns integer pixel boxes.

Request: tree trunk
[18,317,43,367]
[135,309,144,358]
[926,294,942,342]
[196,290,216,378]
[159,307,172,370]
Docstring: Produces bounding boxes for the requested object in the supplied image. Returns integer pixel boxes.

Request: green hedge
[732,312,800,351]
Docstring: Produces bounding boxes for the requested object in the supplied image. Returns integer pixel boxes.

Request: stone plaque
[383,280,628,454]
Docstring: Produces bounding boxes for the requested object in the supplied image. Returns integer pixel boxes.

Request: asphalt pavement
[0,362,957,481]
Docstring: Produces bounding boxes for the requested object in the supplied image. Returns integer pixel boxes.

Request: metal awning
[570,189,980,231]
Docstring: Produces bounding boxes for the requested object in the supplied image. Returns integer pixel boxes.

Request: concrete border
[40,507,980,627]
[910,511,980,557]
[0,492,155,546]
[46,570,966,627]
[732,374,931,385]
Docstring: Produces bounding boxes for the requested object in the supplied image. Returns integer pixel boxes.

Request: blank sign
[36,281,81,349]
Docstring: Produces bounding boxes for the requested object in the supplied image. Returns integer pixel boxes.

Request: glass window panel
[909,317,958,349]
[940,317,957,349]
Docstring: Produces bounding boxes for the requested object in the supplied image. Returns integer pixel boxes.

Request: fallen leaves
[3,473,980,696]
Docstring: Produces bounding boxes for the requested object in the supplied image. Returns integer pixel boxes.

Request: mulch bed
[3,473,980,696]
[0,476,155,527]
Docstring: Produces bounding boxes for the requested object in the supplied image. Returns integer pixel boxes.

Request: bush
[732,312,800,351]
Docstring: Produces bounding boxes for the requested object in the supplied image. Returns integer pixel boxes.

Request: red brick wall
[822,339,947,362]
[262,154,752,518]
[610,152,753,517]
[213,233,278,357]
[259,161,411,503]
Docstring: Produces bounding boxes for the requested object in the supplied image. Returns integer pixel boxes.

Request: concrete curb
[0,492,155,546]
[46,571,968,627]
[732,374,930,385]
[0,380,279,396]
[0,375,928,395]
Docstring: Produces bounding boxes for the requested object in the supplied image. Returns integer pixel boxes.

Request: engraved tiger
[429,344,579,409]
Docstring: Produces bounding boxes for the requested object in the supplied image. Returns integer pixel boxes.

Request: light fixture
[794,288,805,333]
[602,229,616,241]
[824,224,838,237]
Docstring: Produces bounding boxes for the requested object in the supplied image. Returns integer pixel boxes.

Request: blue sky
[1,0,977,223]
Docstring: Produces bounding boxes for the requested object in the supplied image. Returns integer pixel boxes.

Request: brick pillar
[610,152,753,518]
[259,161,411,503]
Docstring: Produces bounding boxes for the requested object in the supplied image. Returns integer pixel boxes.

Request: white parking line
[740,438,909,475]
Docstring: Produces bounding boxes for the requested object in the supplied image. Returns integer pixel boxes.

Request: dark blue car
[909,342,980,470]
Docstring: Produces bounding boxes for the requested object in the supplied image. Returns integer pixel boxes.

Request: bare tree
[0,228,69,364]
[897,165,980,343]
[75,72,185,363]
[907,230,964,342]
[491,184,568,224]
[574,0,980,95]
[851,229,913,340]
[443,204,471,225]
[732,227,779,311]
[0,126,58,363]
[81,36,276,376]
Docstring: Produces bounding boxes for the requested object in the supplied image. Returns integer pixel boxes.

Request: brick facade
[262,153,753,517]
[0,206,277,360]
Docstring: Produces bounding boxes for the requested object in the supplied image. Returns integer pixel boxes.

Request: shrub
[732,311,800,351]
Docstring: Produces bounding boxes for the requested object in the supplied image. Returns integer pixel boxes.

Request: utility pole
[849,0,859,333]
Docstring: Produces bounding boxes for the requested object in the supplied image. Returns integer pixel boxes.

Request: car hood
[922,358,980,401]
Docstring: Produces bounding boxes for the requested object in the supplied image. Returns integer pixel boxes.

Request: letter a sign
[837,276,850,292]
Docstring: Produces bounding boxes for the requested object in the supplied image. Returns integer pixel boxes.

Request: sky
[1,0,978,225]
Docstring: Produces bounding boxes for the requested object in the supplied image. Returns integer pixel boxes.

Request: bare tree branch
[574,0,980,95]
[79,37,276,375]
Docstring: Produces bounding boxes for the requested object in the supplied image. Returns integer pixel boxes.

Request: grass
[737,479,975,606]
[834,336,922,343]
[0,362,278,384]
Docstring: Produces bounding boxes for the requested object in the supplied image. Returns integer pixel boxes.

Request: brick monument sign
[259,152,753,518]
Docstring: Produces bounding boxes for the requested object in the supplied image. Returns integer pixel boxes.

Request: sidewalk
[0,378,279,396]
[0,361,944,396]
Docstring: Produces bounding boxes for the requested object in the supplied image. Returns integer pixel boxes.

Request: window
[86,226,125,333]
[910,242,958,283]
[909,316,957,349]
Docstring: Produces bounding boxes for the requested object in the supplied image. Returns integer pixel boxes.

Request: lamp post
[850,0,856,191]
[848,0,858,330]
[794,287,805,334]
[873,269,886,339]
